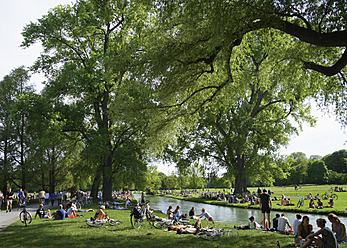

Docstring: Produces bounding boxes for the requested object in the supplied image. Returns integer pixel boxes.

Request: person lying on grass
[168,219,212,234]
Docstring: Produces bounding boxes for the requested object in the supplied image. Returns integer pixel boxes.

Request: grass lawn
[0,205,316,248]
[2,184,347,247]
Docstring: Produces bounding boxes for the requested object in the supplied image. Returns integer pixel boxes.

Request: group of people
[0,188,29,213]
[35,200,94,220]
[290,213,345,248]
[245,212,345,248]
[166,205,215,225]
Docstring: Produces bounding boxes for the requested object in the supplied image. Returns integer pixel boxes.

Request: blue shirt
[56,209,65,220]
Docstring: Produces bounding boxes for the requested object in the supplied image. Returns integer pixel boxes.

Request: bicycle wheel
[321,194,328,200]
[109,219,123,226]
[131,214,143,229]
[331,194,338,200]
[154,221,170,229]
[197,230,219,241]
[75,202,82,209]
[219,227,238,237]
[86,220,103,227]
[26,212,32,225]
[146,212,155,226]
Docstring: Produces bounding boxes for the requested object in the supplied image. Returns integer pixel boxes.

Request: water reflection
[135,194,347,232]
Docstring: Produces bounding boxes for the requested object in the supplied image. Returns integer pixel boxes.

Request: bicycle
[86,217,123,227]
[197,227,239,241]
[321,190,338,200]
[19,202,32,227]
[130,201,156,229]
[297,195,305,208]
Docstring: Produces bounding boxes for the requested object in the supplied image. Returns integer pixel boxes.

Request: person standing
[50,192,56,206]
[141,192,146,204]
[45,192,50,205]
[0,190,3,211]
[39,189,45,204]
[5,188,14,213]
[57,192,62,205]
[259,188,272,229]
[98,190,102,205]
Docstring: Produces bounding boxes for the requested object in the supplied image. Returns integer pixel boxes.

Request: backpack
[132,206,143,219]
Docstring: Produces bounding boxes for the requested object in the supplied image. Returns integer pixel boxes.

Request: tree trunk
[102,155,113,201]
[234,155,247,196]
[90,166,102,199]
[20,114,26,190]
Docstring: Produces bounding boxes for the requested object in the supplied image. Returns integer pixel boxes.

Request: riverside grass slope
[0,206,317,248]
[164,184,347,217]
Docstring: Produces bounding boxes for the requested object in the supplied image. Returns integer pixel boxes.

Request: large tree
[155,0,346,77]
[21,0,155,200]
[0,67,35,191]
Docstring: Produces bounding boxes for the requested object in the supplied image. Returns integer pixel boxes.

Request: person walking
[259,188,272,229]
[0,190,3,211]
[5,188,14,213]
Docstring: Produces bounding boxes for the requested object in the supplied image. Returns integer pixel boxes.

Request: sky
[1,1,346,175]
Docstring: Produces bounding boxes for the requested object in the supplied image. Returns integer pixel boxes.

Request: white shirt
[293,219,301,235]
[278,216,290,232]
[198,211,212,219]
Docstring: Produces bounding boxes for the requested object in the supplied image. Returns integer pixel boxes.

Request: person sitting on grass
[293,216,313,246]
[197,208,214,225]
[328,213,347,244]
[94,205,109,220]
[273,213,280,231]
[167,205,173,219]
[189,207,196,219]
[327,198,334,208]
[125,197,131,210]
[52,204,65,220]
[249,216,262,230]
[309,199,316,209]
[35,204,52,219]
[278,213,293,234]
[173,205,187,219]
[299,218,337,248]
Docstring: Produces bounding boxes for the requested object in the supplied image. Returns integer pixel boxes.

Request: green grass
[2,184,347,247]
[0,205,314,248]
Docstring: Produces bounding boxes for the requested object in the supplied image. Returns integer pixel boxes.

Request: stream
[135,194,347,231]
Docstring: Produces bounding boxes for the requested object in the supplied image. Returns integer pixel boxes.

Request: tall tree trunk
[2,138,9,193]
[234,155,247,196]
[90,165,102,199]
[20,114,26,190]
[102,155,113,201]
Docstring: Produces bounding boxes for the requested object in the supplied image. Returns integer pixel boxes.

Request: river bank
[156,193,347,217]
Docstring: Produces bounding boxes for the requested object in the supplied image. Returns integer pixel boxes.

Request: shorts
[261,207,271,213]
[7,199,13,206]
[208,217,214,222]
